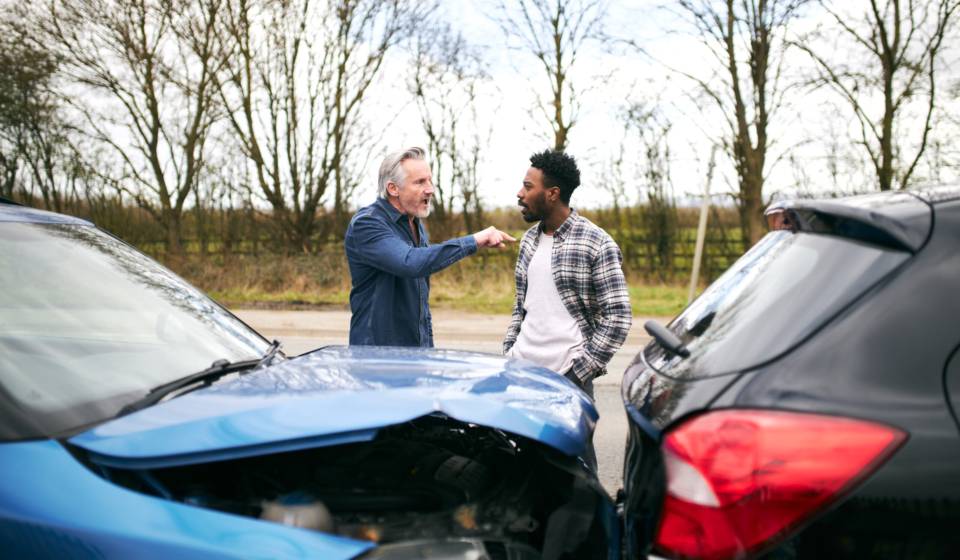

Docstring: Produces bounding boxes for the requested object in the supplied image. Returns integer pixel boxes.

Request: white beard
[401,198,431,219]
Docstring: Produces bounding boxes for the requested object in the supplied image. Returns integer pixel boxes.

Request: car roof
[907,183,960,205]
[767,189,933,252]
[0,197,93,226]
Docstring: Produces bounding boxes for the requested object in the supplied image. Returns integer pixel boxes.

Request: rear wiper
[116,358,258,417]
[644,320,690,358]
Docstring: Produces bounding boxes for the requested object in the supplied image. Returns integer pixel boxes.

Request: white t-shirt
[506,232,584,373]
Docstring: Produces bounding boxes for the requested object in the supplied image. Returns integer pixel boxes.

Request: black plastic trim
[766,192,932,252]
[0,196,25,206]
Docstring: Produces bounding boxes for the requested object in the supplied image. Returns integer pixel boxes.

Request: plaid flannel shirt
[503,209,633,382]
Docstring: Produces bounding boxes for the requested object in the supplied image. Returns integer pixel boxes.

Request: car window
[0,223,271,435]
[646,230,910,379]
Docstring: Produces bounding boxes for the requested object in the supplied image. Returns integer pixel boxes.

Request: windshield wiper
[254,339,283,370]
[116,358,258,418]
[116,340,285,418]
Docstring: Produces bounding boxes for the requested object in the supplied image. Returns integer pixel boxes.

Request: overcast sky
[356,0,960,212]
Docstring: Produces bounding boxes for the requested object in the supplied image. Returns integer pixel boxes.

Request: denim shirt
[345,197,478,347]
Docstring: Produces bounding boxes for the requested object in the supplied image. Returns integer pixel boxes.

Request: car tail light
[654,409,907,560]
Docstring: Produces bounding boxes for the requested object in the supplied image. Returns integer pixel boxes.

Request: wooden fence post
[688,145,717,304]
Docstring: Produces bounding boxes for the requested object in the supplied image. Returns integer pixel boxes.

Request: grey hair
[378,147,427,199]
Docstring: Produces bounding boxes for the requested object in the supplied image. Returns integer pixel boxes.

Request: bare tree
[408,23,494,240]
[620,101,676,279]
[216,0,422,252]
[0,25,51,200]
[0,14,97,215]
[650,0,809,247]
[796,0,959,191]
[491,0,607,151]
[29,0,226,255]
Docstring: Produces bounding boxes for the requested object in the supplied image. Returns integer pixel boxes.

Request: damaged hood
[70,346,598,468]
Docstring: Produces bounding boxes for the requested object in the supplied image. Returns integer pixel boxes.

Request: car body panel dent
[70,347,597,466]
[0,439,375,560]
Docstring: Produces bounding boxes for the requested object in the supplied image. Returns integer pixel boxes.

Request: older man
[345,147,514,347]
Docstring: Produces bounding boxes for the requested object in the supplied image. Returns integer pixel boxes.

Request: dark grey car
[622,185,960,559]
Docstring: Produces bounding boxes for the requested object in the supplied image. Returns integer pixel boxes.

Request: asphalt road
[233,309,668,497]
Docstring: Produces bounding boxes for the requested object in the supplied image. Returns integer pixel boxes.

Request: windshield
[0,223,271,435]
[646,230,910,379]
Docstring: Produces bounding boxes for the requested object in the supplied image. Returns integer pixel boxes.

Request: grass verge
[209,288,351,309]
[171,252,697,317]
[212,282,692,317]
[628,285,695,317]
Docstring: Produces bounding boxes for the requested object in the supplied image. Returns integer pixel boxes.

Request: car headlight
[355,539,540,560]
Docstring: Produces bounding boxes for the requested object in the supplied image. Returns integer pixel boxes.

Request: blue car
[0,198,613,560]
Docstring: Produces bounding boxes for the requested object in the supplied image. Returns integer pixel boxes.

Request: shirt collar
[377,196,411,225]
[541,208,578,240]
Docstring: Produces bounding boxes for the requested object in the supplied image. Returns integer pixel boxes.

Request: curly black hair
[529,149,581,205]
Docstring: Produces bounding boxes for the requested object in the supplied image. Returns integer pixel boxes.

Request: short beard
[521,191,547,223]
[401,197,431,219]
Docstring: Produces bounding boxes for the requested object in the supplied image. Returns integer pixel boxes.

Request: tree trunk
[738,172,766,247]
[163,210,183,258]
[879,59,894,191]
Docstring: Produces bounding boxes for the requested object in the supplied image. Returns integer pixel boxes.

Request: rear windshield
[646,230,910,379]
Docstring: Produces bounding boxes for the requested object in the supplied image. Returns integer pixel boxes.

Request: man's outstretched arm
[349,216,515,279]
[474,226,516,249]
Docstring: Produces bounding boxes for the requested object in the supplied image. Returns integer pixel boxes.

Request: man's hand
[473,226,517,249]
[564,370,585,389]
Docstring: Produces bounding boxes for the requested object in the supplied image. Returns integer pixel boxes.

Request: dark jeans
[564,370,598,473]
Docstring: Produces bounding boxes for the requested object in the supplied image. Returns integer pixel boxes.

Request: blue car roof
[0,198,93,226]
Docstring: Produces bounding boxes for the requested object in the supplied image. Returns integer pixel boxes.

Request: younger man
[503,150,633,467]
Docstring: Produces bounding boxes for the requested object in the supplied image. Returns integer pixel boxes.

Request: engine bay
[87,415,608,559]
